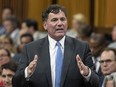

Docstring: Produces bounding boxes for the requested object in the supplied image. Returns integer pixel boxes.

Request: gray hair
[102,73,116,87]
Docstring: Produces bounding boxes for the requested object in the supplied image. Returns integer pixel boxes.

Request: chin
[56,33,65,36]
[103,72,111,75]
[54,35,64,41]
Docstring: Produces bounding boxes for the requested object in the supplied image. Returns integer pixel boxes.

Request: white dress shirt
[48,35,65,87]
[25,35,91,87]
[92,56,100,72]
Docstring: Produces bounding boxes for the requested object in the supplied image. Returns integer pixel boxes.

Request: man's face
[3,20,14,34]
[0,49,10,66]
[2,69,15,87]
[2,9,12,20]
[72,19,81,30]
[100,51,116,75]
[21,22,29,30]
[20,37,32,50]
[43,11,67,41]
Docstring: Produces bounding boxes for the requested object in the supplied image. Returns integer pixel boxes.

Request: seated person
[1,61,18,87]
[13,33,34,63]
[0,48,11,87]
[99,48,116,87]
[102,73,116,87]
[108,25,116,48]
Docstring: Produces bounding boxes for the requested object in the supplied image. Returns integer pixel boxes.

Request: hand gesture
[27,55,38,76]
[76,54,89,76]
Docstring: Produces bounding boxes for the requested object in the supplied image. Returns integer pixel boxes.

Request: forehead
[2,69,14,75]
[3,20,12,24]
[21,36,31,41]
[113,26,116,31]
[101,51,115,60]
[48,11,66,19]
[0,49,7,54]
[22,22,27,26]
[3,9,11,13]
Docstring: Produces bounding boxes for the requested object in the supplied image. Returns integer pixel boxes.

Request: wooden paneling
[105,0,116,27]
[0,0,27,23]
[1,0,116,32]
[27,0,52,31]
[94,0,116,28]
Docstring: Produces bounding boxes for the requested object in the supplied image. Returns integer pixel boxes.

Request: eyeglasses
[99,59,115,65]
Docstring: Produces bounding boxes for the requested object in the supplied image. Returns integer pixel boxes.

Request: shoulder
[26,36,48,48]
[66,36,88,47]
[108,42,116,48]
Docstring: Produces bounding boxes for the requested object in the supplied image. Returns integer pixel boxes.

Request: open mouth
[56,28,63,31]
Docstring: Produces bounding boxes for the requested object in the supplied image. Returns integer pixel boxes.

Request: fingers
[28,55,38,75]
[34,55,38,61]
[76,54,84,68]
[76,54,89,76]
[76,54,84,74]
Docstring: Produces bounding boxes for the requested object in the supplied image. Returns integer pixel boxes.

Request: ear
[43,22,47,31]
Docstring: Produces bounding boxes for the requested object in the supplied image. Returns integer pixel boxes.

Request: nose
[5,76,10,83]
[57,20,63,26]
[0,57,3,60]
[102,62,107,67]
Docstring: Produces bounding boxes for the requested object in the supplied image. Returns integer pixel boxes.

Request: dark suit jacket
[12,36,99,87]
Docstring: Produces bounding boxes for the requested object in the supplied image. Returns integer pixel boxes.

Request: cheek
[48,23,56,29]
[47,24,56,32]
[2,58,10,63]
[3,78,6,82]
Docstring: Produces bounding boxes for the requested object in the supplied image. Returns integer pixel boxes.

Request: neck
[48,35,65,41]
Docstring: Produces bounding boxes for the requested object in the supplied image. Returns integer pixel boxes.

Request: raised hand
[27,55,38,76]
[76,54,89,76]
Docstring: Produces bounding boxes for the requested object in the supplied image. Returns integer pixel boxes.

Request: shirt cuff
[25,67,28,78]
[83,68,91,81]
[25,67,31,81]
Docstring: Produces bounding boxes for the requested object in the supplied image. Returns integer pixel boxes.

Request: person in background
[90,32,107,75]
[66,13,87,38]
[19,19,46,41]
[0,35,17,57]
[0,7,14,35]
[0,48,11,87]
[13,4,99,87]
[1,61,18,87]
[108,25,116,48]
[102,73,116,87]
[13,33,34,63]
[3,17,20,46]
[99,48,116,87]
[77,25,92,43]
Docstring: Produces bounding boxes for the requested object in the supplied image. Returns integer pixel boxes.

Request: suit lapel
[39,36,74,87]
[61,36,74,87]
[40,37,52,87]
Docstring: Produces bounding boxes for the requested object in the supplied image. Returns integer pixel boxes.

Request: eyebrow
[2,74,14,77]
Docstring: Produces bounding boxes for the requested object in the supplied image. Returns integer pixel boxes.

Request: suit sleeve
[83,43,99,87]
[12,45,30,87]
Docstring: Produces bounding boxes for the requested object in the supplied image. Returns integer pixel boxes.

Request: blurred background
[0,0,116,33]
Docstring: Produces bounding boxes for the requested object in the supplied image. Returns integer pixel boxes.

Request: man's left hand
[76,54,89,76]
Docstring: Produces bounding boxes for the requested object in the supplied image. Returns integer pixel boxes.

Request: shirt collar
[48,35,65,49]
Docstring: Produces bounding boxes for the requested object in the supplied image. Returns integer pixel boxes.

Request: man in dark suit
[12,4,99,87]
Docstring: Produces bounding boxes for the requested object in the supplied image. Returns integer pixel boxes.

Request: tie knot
[56,42,61,47]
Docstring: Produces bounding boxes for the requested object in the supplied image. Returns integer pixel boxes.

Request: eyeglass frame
[99,59,116,65]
